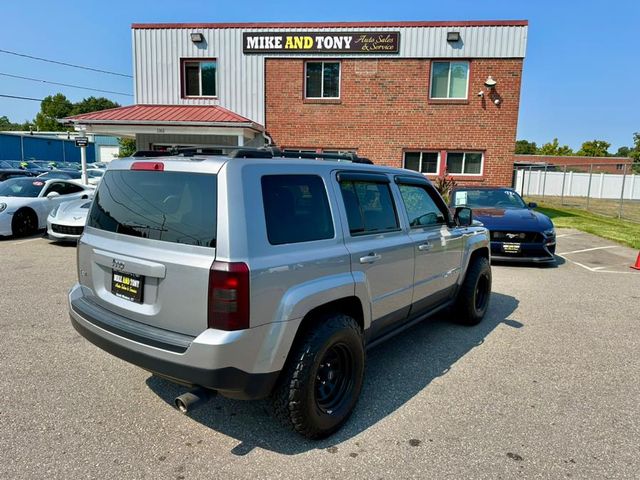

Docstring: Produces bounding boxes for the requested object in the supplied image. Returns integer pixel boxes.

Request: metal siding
[136,133,239,149]
[0,135,22,160]
[134,25,527,125]
[63,141,80,162]
[93,135,120,146]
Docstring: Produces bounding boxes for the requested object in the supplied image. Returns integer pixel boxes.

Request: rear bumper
[68,284,299,399]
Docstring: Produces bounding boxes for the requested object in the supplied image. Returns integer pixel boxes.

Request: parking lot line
[12,237,43,245]
[555,232,586,238]
[557,245,619,255]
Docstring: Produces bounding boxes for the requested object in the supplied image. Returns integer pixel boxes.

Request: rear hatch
[78,159,222,337]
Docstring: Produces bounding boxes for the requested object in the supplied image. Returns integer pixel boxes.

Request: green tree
[537,138,574,156]
[515,139,537,154]
[616,146,631,157]
[629,132,640,173]
[117,137,137,157]
[0,115,31,131]
[71,96,120,115]
[577,140,611,157]
[34,93,73,131]
[629,132,640,160]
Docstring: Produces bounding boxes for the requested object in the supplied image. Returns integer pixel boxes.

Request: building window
[403,152,440,174]
[430,61,469,99]
[183,60,217,97]
[305,62,340,99]
[446,152,483,175]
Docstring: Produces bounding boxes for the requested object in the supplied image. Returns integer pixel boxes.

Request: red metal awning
[64,104,262,129]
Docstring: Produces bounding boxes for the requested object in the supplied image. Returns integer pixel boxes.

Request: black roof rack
[229,147,373,164]
[132,146,373,164]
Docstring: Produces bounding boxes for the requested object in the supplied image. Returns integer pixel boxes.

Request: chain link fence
[513,163,640,223]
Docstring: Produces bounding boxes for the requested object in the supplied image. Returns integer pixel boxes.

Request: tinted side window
[45,182,66,195]
[261,175,334,245]
[399,184,446,227]
[60,183,84,195]
[340,181,399,235]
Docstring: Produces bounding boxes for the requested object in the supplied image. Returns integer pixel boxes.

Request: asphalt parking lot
[1,229,638,479]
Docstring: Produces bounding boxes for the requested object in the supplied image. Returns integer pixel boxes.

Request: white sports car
[47,196,93,241]
[0,177,93,237]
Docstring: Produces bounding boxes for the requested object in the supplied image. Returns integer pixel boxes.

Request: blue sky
[1,0,638,151]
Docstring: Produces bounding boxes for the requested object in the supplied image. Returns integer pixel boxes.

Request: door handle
[417,242,433,251]
[359,253,382,264]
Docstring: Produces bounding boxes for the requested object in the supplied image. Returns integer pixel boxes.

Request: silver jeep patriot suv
[69,149,491,439]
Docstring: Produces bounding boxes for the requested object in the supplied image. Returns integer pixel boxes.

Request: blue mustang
[450,187,556,264]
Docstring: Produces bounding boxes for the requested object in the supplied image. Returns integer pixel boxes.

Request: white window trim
[403,151,441,175]
[429,61,470,100]
[183,60,217,98]
[446,151,484,176]
[304,61,341,99]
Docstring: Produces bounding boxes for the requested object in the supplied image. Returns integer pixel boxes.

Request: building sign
[75,136,89,147]
[243,32,400,54]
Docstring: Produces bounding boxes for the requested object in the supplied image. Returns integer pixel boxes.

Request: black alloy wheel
[12,209,37,237]
[314,343,356,415]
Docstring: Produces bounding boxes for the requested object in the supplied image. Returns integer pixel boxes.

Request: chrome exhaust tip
[174,387,213,414]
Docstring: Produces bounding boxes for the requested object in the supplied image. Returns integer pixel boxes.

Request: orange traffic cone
[632,252,640,270]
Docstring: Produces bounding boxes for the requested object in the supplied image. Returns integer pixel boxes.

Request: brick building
[65,20,528,186]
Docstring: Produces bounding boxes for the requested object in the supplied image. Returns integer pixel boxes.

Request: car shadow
[145,292,519,455]
[47,238,79,247]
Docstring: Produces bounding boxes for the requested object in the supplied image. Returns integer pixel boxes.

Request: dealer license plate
[111,271,144,303]
[502,242,521,254]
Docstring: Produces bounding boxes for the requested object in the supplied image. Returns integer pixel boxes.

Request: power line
[0,93,44,102]
[0,72,133,97]
[0,49,133,78]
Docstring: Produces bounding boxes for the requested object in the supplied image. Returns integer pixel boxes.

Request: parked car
[68,151,491,438]
[86,168,104,185]
[2,160,49,174]
[450,187,556,264]
[87,162,108,170]
[47,194,93,241]
[0,177,93,237]
[37,170,82,181]
[59,162,82,171]
[0,169,36,182]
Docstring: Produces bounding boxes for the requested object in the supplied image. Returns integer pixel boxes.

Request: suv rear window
[261,175,334,245]
[88,170,217,247]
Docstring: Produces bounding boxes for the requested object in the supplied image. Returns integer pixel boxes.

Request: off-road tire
[271,314,364,439]
[453,256,491,326]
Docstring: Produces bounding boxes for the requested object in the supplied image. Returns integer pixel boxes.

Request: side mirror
[528,202,538,209]
[81,194,89,200]
[46,191,60,199]
[454,206,473,227]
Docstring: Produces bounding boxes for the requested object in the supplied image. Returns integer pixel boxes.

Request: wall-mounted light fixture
[190,32,204,43]
[447,31,461,42]
[484,76,497,88]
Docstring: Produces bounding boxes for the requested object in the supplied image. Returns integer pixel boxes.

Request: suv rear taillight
[208,261,250,331]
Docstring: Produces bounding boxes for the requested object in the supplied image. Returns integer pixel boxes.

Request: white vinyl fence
[514,168,640,200]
